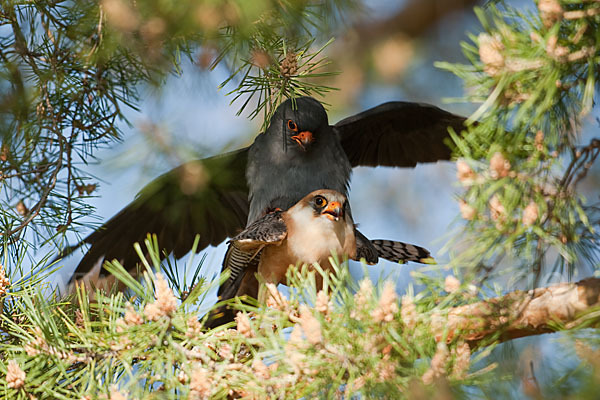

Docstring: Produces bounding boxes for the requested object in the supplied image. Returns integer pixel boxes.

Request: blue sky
[53,0,600,295]
[45,1,600,394]
[51,1,493,294]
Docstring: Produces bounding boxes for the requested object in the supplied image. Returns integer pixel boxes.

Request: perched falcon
[231,190,357,298]
[64,97,465,292]
[206,189,431,325]
[238,190,430,292]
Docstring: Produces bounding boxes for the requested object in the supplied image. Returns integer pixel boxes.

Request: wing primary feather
[354,229,379,264]
[335,101,467,168]
[218,243,261,299]
[65,148,250,285]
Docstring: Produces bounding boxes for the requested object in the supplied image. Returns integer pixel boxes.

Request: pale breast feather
[286,206,350,264]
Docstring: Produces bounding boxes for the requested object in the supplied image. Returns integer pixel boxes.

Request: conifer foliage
[0,1,599,398]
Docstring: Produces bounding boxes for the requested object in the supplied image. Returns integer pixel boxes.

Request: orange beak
[322,201,342,221]
[291,131,314,150]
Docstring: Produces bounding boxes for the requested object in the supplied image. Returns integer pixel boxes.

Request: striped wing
[218,211,287,301]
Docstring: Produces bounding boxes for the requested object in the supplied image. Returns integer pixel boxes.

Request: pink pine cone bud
[479,33,505,76]
[490,152,511,179]
[522,201,539,226]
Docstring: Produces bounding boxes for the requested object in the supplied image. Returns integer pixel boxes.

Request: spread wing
[355,229,434,265]
[334,102,467,167]
[66,149,250,281]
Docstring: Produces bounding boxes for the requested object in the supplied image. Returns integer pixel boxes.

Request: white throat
[286,205,350,264]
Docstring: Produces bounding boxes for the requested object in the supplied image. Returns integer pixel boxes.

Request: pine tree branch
[560,138,600,190]
[439,277,600,347]
[3,132,64,238]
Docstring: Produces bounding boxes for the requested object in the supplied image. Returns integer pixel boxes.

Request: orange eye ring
[287,120,298,131]
[314,196,327,207]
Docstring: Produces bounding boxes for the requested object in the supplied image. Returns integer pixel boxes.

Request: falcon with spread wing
[64,97,464,294]
[229,189,430,297]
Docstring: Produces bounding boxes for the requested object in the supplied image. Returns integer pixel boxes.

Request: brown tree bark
[436,278,600,347]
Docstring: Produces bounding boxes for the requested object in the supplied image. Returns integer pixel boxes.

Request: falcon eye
[287,119,298,131]
[314,196,327,207]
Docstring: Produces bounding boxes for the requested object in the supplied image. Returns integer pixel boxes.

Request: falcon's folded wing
[229,210,288,250]
[205,211,288,328]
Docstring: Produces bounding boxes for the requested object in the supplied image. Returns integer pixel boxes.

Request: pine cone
[279,52,298,77]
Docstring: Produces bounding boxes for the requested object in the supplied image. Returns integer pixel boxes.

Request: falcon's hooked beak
[322,201,343,221]
[291,131,314,151]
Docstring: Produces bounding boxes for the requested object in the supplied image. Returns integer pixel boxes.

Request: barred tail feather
[371,239,435,264]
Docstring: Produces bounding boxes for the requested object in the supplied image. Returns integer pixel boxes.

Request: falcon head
[306,189,347,222]
[270,97,329,152]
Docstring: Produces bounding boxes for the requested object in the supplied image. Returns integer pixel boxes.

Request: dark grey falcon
[64,97,466,298]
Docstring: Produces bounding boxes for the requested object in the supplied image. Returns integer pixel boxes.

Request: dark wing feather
[218,242,260,301]
[229,211,287,251]
[216,211,287,301]
[354,229,378,264]
[68,149,250,281]
[334,102,467,167]
[371,239,433,264]
[205,257,259,329]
